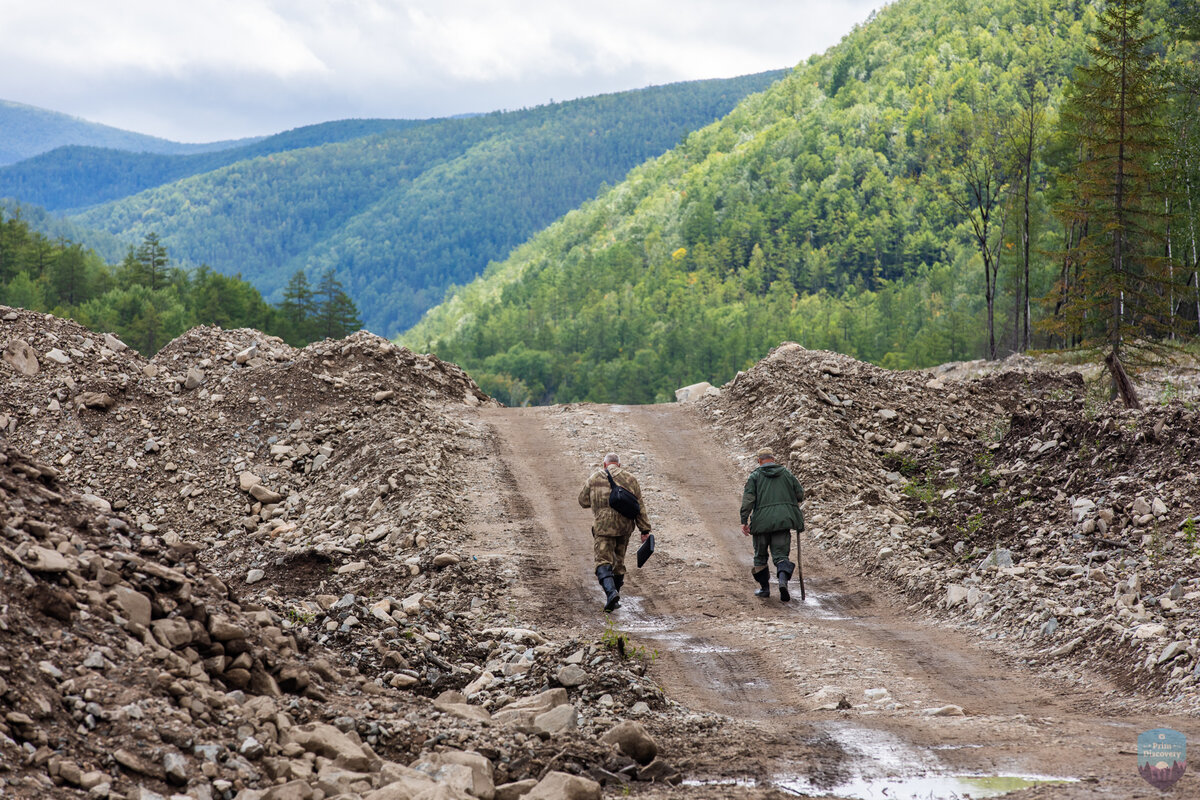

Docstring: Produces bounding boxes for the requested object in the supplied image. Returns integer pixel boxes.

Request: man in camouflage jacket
[579,452,651,611]
[740,447,804,602]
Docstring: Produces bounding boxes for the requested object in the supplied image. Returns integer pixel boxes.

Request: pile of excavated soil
[1,306,695,799]
[700,342,1200,713]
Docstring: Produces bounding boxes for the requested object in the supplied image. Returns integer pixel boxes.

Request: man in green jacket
[740,447,804,602]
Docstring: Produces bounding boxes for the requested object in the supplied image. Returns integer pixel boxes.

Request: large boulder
[533,704,577,735]
[2,338,39,376]
[674,381,720,403]
[492,688,568,726]
[522,772,600,800]
[409,750,494,799]
[284,723,376,771]
[599,720,658,765]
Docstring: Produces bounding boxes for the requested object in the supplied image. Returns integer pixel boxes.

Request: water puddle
[779,773,1073,799]
[779,723,1075,799]
[801,591,849,620]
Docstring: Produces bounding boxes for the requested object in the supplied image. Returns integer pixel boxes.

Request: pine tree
[280,269,317,342]
[133,233,170,291]
[315,269,362,340]
[49,243,89,307]
[1050,0,1167,408]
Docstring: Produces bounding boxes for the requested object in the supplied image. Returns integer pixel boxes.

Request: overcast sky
[0,0,886,143]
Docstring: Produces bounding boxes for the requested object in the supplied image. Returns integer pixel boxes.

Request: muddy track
[459,403,1198,798]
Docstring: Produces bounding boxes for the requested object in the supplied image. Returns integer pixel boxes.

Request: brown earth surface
[459,390,1198,798]
[3,308,1199,800]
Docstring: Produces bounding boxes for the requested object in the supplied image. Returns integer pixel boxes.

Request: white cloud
[0,0,885,141]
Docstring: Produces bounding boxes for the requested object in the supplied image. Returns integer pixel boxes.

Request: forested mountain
[406,0,1200,406]
[0,118,431,211]
[0,99,252,166]
[51,72,785,336]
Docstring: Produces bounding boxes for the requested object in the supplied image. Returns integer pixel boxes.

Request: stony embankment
[702,342,1200,714]
[1,306,691,800]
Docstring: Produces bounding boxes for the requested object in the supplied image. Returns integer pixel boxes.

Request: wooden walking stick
[796,531,806,601]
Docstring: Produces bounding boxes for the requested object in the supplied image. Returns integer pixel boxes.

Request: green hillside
[0,118,431,212]
[405,0,1199,405]
[0,212,360,354]
[60,73,785,336]
[0,99,251,166]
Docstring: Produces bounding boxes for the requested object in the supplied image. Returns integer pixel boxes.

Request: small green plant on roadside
[1182,517,1199,557]
[600,617,651,661]
[286,607,316,626]
[962,512,984,538]
[974,450,996,487]
[1159,379,1179,405]
[882,451,919,477]
[902,468,940,510]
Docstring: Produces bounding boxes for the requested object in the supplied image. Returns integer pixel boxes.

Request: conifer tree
[133,232,170,291]
[280,269,317,342]
[315,269,362,340]
[1050,0,1167,408]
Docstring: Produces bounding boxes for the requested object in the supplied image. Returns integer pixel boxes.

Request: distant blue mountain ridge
[0,99,256,166]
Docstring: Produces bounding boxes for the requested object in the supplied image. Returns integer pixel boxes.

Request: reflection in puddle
[802,591,848,620]
[779,773,1073,799]
[781,724,1074,799]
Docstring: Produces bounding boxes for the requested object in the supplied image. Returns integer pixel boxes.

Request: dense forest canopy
[405,0,1199,406]
[19,72,784,337]
[0,212,360,353]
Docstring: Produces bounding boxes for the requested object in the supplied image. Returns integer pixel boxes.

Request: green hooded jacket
[740,462,804,535]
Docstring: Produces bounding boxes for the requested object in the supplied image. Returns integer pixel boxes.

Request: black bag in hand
[605,469,641,519]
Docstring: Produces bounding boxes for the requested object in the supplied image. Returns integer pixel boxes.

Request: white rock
[921,704,965,717]
[1133,623,1168,639]
[246,568,266,585]
[945,585,969,608]
[674,382,717,403]
[2,338,40,376]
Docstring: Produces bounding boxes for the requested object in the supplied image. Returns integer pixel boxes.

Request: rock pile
[703,342,1200,711]
[1,307,692,798]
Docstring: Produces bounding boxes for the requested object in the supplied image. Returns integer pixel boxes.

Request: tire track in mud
[460,403,1200,798]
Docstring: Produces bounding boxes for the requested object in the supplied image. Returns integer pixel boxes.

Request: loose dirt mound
[1,307,690,799]
[701,342,1200,711]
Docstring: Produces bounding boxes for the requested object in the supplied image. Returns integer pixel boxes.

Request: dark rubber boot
[614,573,625,592]
[753,568,771,598]
[777,560,796,603]
[596,565,621,612]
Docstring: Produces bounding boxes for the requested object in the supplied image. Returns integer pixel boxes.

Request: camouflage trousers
[592,530,631,576]
[752,530,792,571]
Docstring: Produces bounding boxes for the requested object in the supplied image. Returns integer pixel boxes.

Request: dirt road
[460,402,1198,799]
